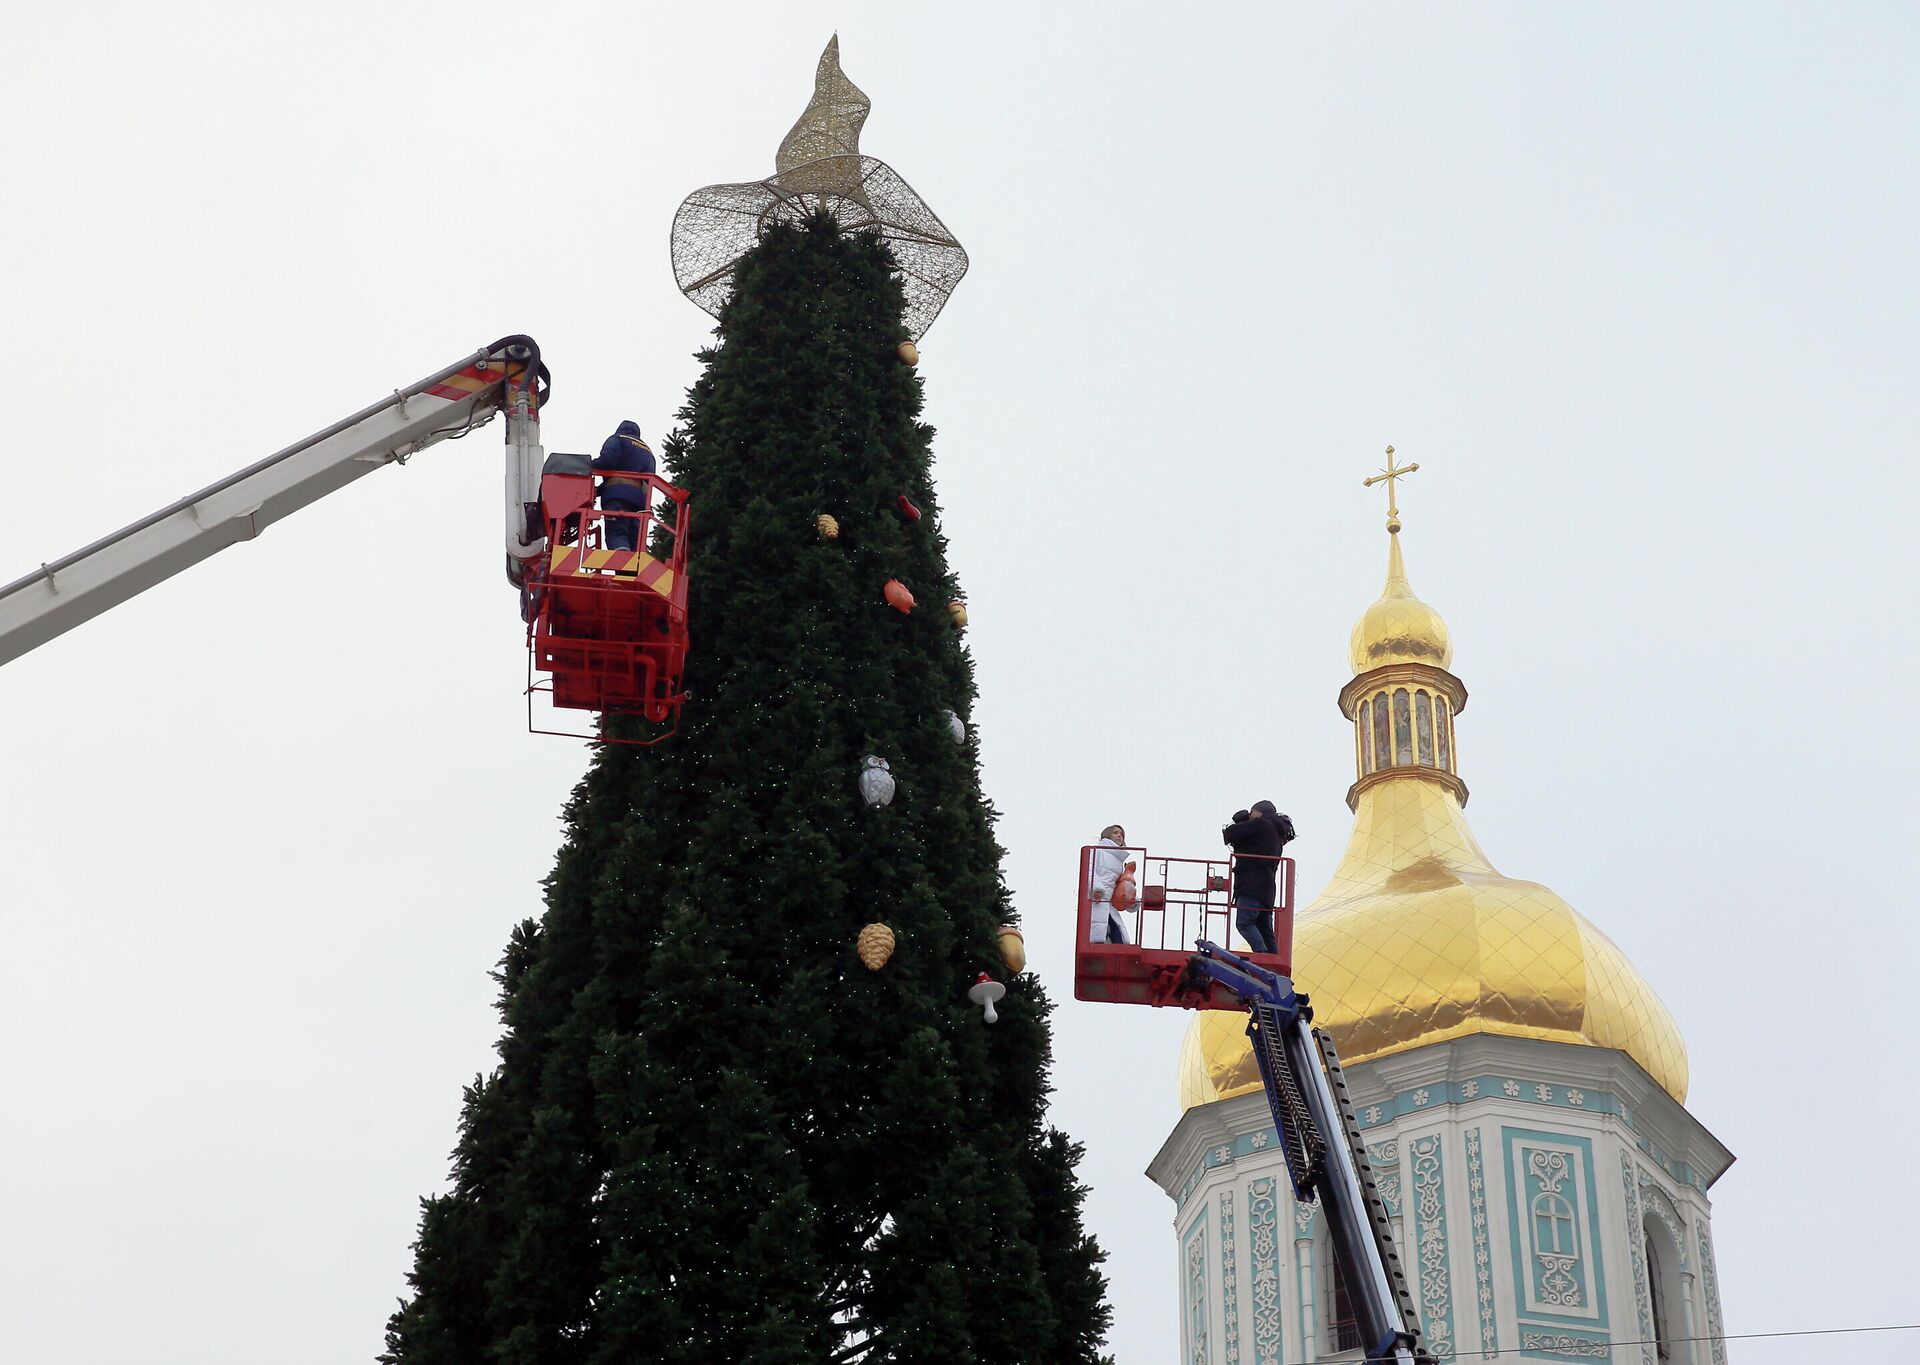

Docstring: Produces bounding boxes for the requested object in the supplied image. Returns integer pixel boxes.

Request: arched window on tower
[1392,689,1414,766]
[1642,1211,1691,1365]
[1435,695,1452,772]
[1358,698,1374,773]
[1415,691,1435,765]
[1645,1230,1672,1362]
[1532,1190,1578,1258]
[1319,1229,1363,1356]
[1372,692,1391,769]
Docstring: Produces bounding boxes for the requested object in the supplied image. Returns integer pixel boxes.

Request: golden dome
[1349,532,1452,673]
[1182,517,1687,1111]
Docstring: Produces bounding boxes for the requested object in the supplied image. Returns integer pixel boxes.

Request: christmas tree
[383,42,1112,1365]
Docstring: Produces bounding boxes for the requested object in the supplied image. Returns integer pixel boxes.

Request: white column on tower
[1295,1226,1318,1363]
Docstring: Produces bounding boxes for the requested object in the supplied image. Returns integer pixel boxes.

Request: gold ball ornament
[997,925,1027,974]
[856,922,896,971]
[816,513,840,540]
[897,341,919,366]
[947,599,968,628]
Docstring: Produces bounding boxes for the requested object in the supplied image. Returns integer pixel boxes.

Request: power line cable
[1328,1320,1920,1364]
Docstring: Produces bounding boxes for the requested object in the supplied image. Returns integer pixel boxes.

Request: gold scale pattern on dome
[1180,451,1688,1110]
[671,36,970,341]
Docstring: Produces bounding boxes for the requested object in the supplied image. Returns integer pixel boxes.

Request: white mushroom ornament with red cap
[968,972,1006,1024]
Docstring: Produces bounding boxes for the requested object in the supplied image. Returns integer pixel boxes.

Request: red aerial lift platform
[1073,846,1294,1009]
[525,464,690,739]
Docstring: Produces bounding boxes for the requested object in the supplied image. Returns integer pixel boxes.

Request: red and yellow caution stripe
[549,544,677,598]
[424,361,523,403]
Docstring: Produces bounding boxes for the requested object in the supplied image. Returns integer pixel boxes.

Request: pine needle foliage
[384,215,1112,1365]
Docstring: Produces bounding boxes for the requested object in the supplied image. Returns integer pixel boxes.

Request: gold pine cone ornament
[816,513,840,540]
[997,925,1026,974]
[856,922,896,970]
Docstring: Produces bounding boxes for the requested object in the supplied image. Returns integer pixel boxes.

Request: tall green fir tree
[383,213,1114,1364]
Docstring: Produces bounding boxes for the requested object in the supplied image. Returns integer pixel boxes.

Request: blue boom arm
[1187,941,1436,1365]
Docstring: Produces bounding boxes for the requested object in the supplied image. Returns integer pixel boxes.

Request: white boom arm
[0,336,547,666]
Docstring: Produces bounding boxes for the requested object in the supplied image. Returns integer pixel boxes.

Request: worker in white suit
[1086,823,1133,945]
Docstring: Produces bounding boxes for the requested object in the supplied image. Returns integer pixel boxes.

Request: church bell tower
[1150,453,1734,1364]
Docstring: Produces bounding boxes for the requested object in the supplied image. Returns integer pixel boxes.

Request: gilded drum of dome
[1179,780,1690,1110]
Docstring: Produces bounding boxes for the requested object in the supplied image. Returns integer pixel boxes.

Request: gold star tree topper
[670,37,969,341]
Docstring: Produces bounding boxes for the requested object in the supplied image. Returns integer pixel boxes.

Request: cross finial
[1363,444,1420,534]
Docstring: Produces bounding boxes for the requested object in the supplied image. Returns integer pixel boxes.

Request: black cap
[1252,799,1279,818]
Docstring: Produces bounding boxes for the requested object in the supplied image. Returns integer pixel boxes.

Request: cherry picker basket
[1073,846,1294,1009]
[525,465,690,742]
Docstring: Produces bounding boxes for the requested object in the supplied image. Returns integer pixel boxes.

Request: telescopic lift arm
[1185,941,1437,1365]
[0,336,549,667]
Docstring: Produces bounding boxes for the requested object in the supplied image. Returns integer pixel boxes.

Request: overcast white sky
[2,4,1916,1362]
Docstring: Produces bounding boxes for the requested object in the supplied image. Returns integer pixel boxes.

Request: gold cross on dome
[1363,445,1420,533]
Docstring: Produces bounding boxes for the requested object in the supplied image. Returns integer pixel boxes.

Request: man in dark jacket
[1222,799,1293,956]
[593,420,656,551]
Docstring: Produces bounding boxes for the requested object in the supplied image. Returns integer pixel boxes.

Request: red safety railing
[1074,845,1294,1009]
[526,470,691,742]
[536,470,688,574]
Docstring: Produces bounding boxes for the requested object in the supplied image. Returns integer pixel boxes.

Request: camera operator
[1222,800,1293,955]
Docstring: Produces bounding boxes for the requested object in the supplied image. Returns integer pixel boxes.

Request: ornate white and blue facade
[1151,1034,1732,1363]
[1153,510,1734,1362]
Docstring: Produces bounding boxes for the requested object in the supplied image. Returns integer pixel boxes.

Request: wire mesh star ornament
[670,36,969,341]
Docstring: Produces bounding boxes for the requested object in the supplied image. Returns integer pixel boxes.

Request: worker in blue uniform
[593,420,656,551]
